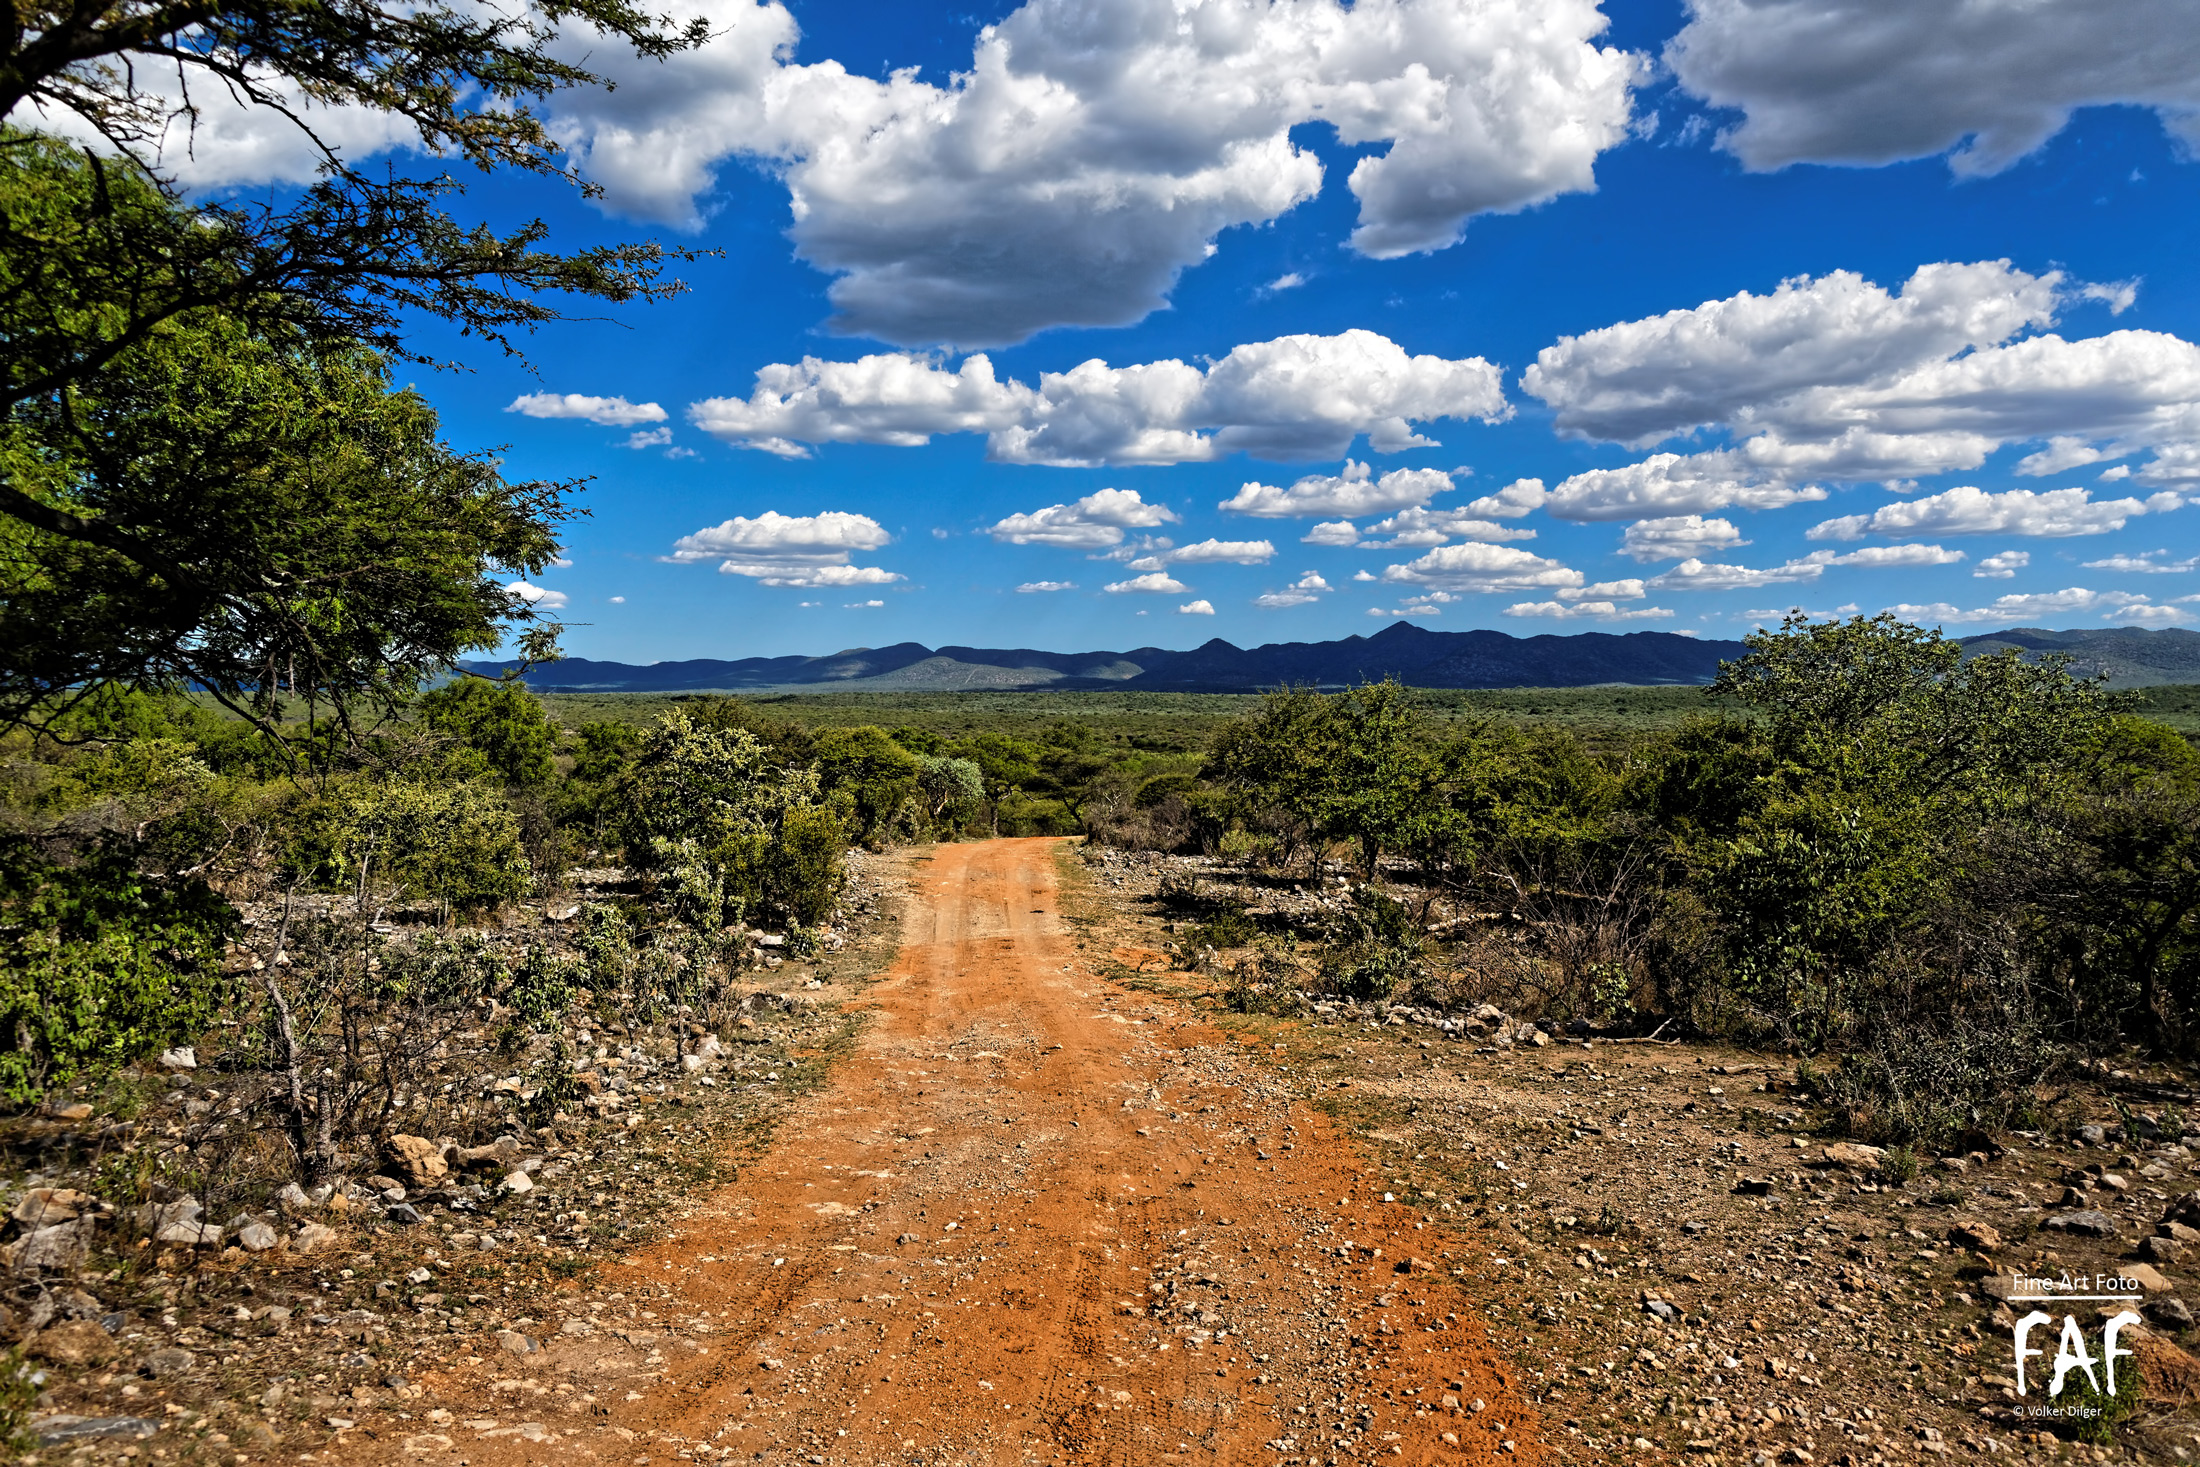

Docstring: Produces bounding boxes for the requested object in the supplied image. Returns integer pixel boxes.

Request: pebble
[140,1347,194,1378]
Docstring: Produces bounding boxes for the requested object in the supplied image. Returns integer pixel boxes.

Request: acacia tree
[1,0,704,728]
[0,176,576,733]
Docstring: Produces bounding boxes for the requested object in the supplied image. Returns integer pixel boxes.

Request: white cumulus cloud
[1462,477,1549,519]
[1621,515,1747,562]
[692,332,1506,465]
[1357,507,1537,547]
[1253,571,1334,608]
[1379,543,1583,595]
[1545,451,1828,522]
[1105,572,1192,595]
[1129,539,1277,571]
[534,0,1640,345]
[1015,581,1077,593]
[508,392,670,428]
[1885,588,2169,624]
[1666,0,2200,178]
[665,510,901,587]
[1179,600,1217,616]
[1807,485,2171,541]
[1975,550,2030,579]
[504,579,570,611]
[1647,553,1835,592]
[1523,261,2200,505]
[988,489,1180,550]
[1829,544,1967,568]
[1502,600,1675,621]
[2083,551,2200,573]
[1220,461,1457,518]
[1560,579,1648,601]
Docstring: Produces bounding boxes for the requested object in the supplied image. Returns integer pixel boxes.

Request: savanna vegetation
[0,0,2195,1317]
[13,621,2199,1152]
[1141,616,2200,1153]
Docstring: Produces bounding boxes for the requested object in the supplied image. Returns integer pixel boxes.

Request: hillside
[470,622,1746,693]
[468,621,2200,694]
[1954,625,2200,688]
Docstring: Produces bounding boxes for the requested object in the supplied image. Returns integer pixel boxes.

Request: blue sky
[197,0,2200,660]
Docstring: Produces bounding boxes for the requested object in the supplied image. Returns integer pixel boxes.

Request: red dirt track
[394,838,1544,1466]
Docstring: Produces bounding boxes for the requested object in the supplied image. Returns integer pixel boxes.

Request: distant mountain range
[463,622,2200,695]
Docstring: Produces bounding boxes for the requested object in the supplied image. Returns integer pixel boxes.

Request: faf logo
[2007,1273,2146,1401]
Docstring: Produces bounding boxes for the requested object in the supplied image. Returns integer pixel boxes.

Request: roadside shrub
[1809,1004,2064,1150]
[0,1348,36,1453]
[0,836,236,1105]
[339,778,534,916]
[813,726,921,847]
[1223,942,1308,1016]
[1315,886,1427,1002]
[916,755,984,831]
[619,712,843,927]
[770,804,847,926]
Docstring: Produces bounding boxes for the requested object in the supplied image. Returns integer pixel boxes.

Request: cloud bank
[692,331,1506,465]
[1667,0,2200,177]
[665,510,901,587]
[545,0,1641,345]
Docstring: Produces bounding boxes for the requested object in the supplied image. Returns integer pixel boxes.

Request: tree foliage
[0,145,579,730]
[417,676,558,788]
[0,836,236,1103]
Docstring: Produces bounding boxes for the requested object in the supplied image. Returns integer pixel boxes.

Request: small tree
[417,676,558,788]
[618,713,843,927]
[812,726,921,847]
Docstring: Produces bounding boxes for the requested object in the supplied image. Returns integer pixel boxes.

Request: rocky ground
[5,852,907,1463]
[1080,846,2200,1466]
[18,839,2200,1467]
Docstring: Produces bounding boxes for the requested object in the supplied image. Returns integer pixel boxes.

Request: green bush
[417,675,558,788]
[296,778,533,915]
[619,712,844,927]
[0,837,237,1105]
[1808,1004,2062,1149]
[772,805,847,926]
[812,726,920,847]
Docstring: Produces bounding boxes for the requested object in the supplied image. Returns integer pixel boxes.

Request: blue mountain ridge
[463,622,2200,694]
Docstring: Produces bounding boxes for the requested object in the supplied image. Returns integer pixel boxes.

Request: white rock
[292,1222,339,1253]
[4,1218,94,1272]
[236,1222,281,1252]
[156,1220,224,1247]
[501,1171,533,1195]
[157,1046,197,1071]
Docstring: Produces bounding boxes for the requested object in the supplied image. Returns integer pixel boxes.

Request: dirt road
[403,839,1543,1466]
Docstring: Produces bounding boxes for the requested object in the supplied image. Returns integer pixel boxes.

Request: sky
[130,0,2200,661]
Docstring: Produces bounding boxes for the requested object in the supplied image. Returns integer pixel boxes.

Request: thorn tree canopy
[0,0,703,726]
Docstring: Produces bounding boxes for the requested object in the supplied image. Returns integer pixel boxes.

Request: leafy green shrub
[417,675,558,788]
[1182,906,1257,951]
[916,755,984,830]
[770,805,846,926]
[2058,1347,2143,1446]
[1314,888,1428,1003]
[813,726,920,847]
[618,712,842,926]
[1223,944,1307,1016]
[573,902,636,992]
[1217,827,1280,868]
[0,837,236,1105]
[343,779,533,915]
[0,1347,37,1453]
